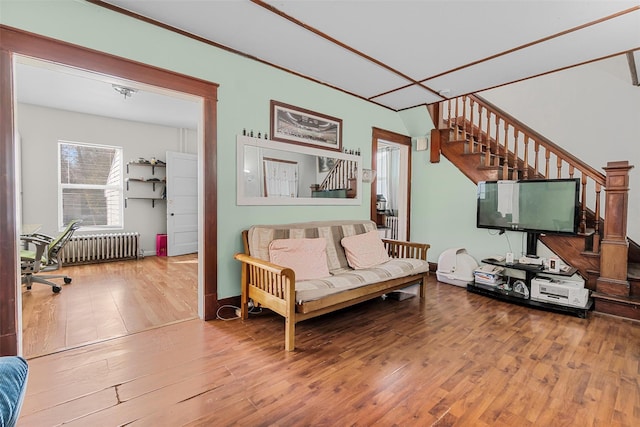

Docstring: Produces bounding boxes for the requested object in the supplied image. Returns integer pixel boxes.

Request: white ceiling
[100,0,640,110]
[15,1,640,129]
[15,57,202,129]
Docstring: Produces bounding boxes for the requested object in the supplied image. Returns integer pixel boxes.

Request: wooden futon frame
[234,230,430,351]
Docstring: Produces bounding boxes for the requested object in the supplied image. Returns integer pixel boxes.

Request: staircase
[429,94,640,320]
[314,158,358,198]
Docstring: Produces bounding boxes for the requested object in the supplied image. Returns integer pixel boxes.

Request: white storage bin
[436,248,479,287]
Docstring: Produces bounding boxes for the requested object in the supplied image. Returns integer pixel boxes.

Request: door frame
[370,127,412,239]
[0,26,218,355]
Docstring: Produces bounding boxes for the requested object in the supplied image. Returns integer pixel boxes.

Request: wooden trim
[627,51,639,86]
[414,7,640,102]
[202,96,218,321]
[89,2,639,113]
[250,0,441,101]
[88,0,396,112]
[0,26,219,352]
[0,48,18,356]
[371,128,412,239]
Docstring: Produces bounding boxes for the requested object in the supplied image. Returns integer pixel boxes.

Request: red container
[156,233,167,257]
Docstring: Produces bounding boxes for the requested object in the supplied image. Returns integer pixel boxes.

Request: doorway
[14,57,203,357]
[0,26,218,356]
[370,128,412,240]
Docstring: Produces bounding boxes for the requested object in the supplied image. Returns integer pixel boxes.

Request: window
[59,141,123,229]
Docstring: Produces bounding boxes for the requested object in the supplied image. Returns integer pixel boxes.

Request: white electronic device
[505,252,514,264]
[519,255,544,265]
[530,277,589,308]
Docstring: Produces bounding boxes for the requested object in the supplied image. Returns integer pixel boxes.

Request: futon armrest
[382,239,430,261]
[233,253,295,278]
[233,253,296,318]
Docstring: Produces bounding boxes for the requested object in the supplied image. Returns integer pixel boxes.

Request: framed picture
[270,100,342,152]
[317,156,337,173]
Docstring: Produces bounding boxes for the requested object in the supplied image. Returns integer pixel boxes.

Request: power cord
[215,300,261,321]
[493,229,514,255]
[504,231,513,254]
[216,304,241,321]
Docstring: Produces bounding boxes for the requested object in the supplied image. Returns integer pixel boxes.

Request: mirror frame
[237,135,361,206]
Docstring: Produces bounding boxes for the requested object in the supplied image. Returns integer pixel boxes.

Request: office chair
[20,219,82,293]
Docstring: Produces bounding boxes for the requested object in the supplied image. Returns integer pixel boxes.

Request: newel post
[596,161,634,296]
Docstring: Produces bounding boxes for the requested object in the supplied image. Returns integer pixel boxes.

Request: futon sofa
[234,220,430,350]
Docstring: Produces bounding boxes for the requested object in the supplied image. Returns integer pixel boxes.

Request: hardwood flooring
[20,276,640,426]
[21,254,198,359]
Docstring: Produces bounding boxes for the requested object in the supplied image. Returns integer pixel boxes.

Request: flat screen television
[476,178,580,236]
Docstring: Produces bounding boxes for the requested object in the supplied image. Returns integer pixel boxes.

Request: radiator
[386,216,399,240]
[61,232,141,265]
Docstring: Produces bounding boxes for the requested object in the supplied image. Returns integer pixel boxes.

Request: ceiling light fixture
[112,84,137,99]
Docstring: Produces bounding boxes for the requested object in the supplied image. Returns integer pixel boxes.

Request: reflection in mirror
[237,136,361,205]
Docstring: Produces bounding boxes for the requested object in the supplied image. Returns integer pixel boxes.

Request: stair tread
[591,291,640,304]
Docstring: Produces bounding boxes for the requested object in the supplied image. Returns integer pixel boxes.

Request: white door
[166,151,198,256]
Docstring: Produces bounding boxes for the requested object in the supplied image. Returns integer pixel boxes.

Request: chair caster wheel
[64,277,72,284]
[53,286,62,293]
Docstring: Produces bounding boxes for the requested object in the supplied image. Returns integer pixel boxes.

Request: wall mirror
[237,136,361,205]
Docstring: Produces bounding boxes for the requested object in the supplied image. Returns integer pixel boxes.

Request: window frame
[57,140,124,232]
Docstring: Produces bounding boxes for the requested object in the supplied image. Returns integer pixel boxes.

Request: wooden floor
[19,276,640,426]
[21,254,198,359]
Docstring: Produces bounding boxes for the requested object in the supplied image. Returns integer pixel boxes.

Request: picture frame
[270,100,342,152]
[317,156,337,173]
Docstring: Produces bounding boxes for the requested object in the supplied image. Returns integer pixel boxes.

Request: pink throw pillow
[269,238,331,281]
[341,230,390,269]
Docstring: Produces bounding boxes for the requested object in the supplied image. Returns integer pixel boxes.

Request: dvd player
[519,255,544,265]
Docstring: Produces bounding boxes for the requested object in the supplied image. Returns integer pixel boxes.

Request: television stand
[467,258,592,318]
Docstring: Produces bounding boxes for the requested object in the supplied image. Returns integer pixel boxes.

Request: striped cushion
[295,258,429,303]
[248,220,377,274]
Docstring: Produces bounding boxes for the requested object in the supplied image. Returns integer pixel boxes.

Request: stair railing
[319,159,358,192]
[441,94,606,251]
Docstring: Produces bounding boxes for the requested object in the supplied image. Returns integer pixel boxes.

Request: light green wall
[399,105,433,138]
[410,153,527,265]
[3,1,456,299]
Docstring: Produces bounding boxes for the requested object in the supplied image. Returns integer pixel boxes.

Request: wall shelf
[126,161,166,175]
[125,159,166,207]
[124,197,165,208]
[126,178,165,191]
